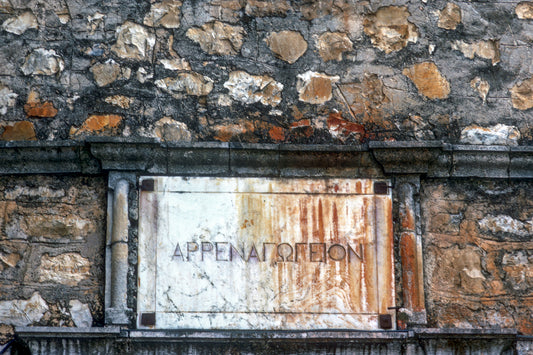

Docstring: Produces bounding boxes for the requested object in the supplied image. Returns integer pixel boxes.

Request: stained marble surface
[138,177,394,330]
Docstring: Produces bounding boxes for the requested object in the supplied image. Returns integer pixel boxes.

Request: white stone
[143,0,182,29]
[111,21,155,61]
[2,11,38,35]
[460,124,520,146]
[39,253,91,286]
[69,300,93,327]
[0,84,17,115]
[0,292,48,326]
[479,215,533,237]
[223,71,283,106]
[154,117,193,142]
[21,48,65,76]
[137,177,394,330]
[296,71,340,104]
[155,72,213,97]
[159,58,191,71]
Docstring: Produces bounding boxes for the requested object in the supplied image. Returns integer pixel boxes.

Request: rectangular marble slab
[137,177,394,330]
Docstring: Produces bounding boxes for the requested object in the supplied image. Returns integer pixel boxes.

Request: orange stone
[24,101,58,118]
[402,62,450,99]
[70,114,123,137]
[268,126,285,141]
[1,121,37,141]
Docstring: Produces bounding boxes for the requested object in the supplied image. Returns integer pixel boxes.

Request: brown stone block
[70,114,122,137]
[0,121,36,141]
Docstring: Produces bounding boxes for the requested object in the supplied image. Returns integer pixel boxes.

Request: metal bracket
[378,314,393,329]
[140,179,155,192]
[140,312,156,326]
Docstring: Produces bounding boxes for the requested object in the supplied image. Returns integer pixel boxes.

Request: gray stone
[154,117,193,142]
[90,59,121,87]
[144,0,182,29]
[0,292,48,326]
[0,84,17,115]
[223,71,283,106]
[21,48,65,76]
[69,300,93,328]
[111,21,155,61]
[2,11,38,35]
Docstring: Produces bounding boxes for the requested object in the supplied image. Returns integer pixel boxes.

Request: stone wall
[0,175,106,343]
[0,0,531,145]
[422,179,533,334]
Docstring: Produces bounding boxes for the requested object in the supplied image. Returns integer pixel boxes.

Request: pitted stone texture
[296,71,339,104]
[156,72,214,97]
[0,293,48,326]
[2,11,38,35]
[70,114,123,137]
[363,6,418,54]
[460,124,520,146]
[186,21,244,56]
[21,49,64,76]
[154,117,193,142]
[516,2,533,19]
[452,40,500,65]
[422,180,533,334]
[39,253,91,286]
[317,32,353,62]
[245,0,291,17]
[402,62,450,100]
[144,0,182,29]
[265,30,307,64]
[470,77,489,103]
[0,121,36,141]
[438,3,461,30]
[111,21,155,61]
[511,77,533,110]
[0,84,17,115]
[224,71,283,106]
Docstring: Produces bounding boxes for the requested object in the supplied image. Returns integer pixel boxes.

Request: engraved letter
[215,242,229,261]
[328,244,346,261]
[230,243,245,261]
[348,243,364,262]
[187,242,199,261]
[201,242,214,261]
[173,243,185,261]
[247,244,261,262]
[277,243,293,262]
[310,243,326,262]
[295,243,307,262]
[262,243,275,262]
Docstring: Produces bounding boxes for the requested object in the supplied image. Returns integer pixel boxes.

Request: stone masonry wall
[0,175,106,342]
[0,0,532,145]
[422,179,533,334]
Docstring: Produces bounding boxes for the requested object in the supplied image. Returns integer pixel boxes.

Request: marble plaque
[137,177,394,330]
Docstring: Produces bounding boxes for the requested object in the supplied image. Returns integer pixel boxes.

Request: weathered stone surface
[154,116,193,142]
[402,62,450,100]
[0,84,17,115]
[452,40,500,65]
[21,49,64,76]
[224,71,283,106]
[511,77,533,110]
[39,253,91,286]
[317,32,353,62]
[423,180,533,334]
[24,90,57,118]
[90,60,121,87]
[438,3,461,30]
[69,300,93,327]
[104,95,133,109]
[20,213,95,240]
[296,71,339,104]
[265,30,307,64]
[212,119,255,142]
[2,11,38,35]
[470,77,489,103]
[0,121,36,141]
[516,2,533,19]
[143,0,182,29]
[479,215,533,238]
[186,21,244,56]
[244,0,291,17]
[206,0,243,23]
[363,6,418,54]
[70,114,123,137]
[460,124,520,146]
[327,112,365,142]
[111,21,155,61]
[0,293,48,326]
[155,72,214,97]
[159,58,191,71]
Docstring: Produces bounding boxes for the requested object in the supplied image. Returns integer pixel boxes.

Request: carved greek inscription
[173,241,364,263]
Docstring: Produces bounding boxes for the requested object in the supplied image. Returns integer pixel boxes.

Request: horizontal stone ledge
[0,139,532,178]
[15,326,122,338]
